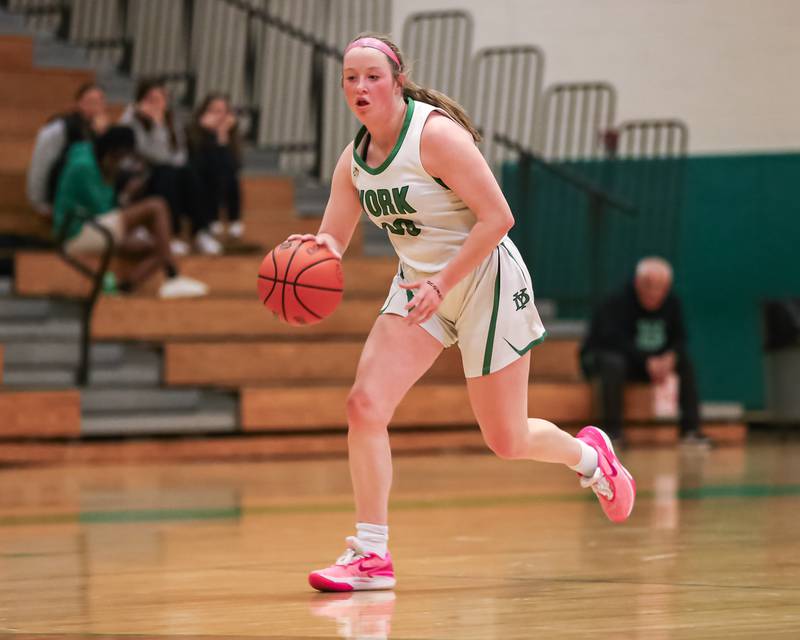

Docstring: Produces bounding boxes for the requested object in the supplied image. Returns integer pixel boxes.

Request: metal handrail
[492,132,635,215]
[493,131,635,311]
[56,213,115,387]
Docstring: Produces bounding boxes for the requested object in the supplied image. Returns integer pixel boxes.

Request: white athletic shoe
[228,221,244,239]
[195,230,223,255]
[158,275,208,299]
[170,238,190,256]
[209,221,225,237]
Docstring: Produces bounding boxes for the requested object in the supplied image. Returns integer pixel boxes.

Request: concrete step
[0,296,52,320]
[4,349,161,388]
[81,394,238,436]
[81,388,202,414]
[0,317,81,341]
[2,341,124,366]
[0,8,28,34]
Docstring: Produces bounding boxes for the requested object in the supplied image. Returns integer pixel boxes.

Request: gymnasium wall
[392,0,800,154]
[505,152,800,410]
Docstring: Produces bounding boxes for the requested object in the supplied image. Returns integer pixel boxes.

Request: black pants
[146,164,210,235]
[190,146,241,223]
[581,349,700,439]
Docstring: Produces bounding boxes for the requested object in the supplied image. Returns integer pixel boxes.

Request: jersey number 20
[382,219,421,236]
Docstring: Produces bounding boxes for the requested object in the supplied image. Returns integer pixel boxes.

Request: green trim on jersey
[433,176,450,190]
[481,250,502,375]
[504,331,548,356]
[353,98,416,175]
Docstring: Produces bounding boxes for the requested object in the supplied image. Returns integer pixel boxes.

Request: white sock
[356,522,388,558]
[569,440,599,477]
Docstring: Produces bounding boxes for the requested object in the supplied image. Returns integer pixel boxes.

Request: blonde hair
[346,32,482,142]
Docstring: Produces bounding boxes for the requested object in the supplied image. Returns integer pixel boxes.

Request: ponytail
[402,80,481,143]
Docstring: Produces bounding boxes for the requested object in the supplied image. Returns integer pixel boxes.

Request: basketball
[257,239,344,326]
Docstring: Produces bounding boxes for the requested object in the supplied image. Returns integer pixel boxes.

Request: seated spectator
[186,93,244,240]
[27,83,110,218]
[580,257,704,444]
[53,125,208,298]
[119,78,222,256]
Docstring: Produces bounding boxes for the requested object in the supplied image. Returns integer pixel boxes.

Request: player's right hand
[285,233,342,259]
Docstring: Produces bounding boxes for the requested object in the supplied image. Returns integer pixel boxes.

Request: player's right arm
[287,143,361,258]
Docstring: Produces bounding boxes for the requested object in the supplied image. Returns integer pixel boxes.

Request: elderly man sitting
[580,257,704,445]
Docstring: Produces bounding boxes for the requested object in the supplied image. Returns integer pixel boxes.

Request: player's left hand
[399,278,445,325]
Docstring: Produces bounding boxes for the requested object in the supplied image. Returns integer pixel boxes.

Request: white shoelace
[336,536,367,565]
[580,466,614,500]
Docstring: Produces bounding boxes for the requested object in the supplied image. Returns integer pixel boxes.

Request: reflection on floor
[1,438,799,638]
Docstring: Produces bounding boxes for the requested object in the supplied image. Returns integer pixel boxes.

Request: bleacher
[0,11,747,465]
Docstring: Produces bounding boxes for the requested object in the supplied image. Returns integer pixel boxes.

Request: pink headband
[344,37,401,68]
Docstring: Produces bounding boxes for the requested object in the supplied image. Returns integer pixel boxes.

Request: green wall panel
[504,153,800,408]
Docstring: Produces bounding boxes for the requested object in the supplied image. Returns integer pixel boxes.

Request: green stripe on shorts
[482,250,502,375]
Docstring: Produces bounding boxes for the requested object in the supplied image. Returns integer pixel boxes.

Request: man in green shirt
[54,125,207,298]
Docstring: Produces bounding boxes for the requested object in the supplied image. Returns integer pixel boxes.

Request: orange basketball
[257,239,344,326]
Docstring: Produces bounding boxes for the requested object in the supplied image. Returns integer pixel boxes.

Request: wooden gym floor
[1,438,799,639]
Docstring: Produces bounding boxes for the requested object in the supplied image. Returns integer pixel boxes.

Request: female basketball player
[291,34,636,592]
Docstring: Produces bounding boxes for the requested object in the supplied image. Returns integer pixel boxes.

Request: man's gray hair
[635,256,673,281]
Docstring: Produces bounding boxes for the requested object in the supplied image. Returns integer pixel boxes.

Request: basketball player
[290,34,636,592]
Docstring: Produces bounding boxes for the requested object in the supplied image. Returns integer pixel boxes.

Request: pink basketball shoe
[309,537,396,592]
[576,426,636,523]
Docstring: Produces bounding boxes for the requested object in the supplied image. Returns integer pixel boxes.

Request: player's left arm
[402,112,514,324]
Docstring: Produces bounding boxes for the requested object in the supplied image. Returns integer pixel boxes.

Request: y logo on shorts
[513,288,530,311]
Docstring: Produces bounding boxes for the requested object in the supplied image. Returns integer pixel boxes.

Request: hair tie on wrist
[426,280,443,301]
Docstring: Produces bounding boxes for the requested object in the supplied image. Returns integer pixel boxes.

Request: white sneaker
[195,230,223,255]
[158,275,208,299]
[209,221,225,237]
[170,238,190,256]
[228,221,244,239]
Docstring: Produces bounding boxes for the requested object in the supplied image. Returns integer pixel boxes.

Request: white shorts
[380,238,547,377]
[64,210,124,255]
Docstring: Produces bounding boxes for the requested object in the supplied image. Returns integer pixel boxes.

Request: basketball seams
[293,256,342,285]
[257,274,343,293]
[281,242,303,322]
[259,249,280,305]
[290,283,324,320]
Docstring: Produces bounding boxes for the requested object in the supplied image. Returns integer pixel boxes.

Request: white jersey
[351,98,485,273]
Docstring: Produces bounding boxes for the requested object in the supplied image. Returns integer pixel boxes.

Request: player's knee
[143,196,169,218]
[346,386,391,431]
[484,430,526,460]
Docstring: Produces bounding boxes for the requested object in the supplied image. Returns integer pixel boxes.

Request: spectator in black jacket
[580,257,702,444]
[119,78,222,255]
[186,93,244,240]
[27,83,110,217]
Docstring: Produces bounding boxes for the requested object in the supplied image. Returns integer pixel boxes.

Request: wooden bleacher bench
[0,35,33,71]
[0,68,95,108]
[15,252,397,298]
[0,389,80,438]
[164,339,582,386]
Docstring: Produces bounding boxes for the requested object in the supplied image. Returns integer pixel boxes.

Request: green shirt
[53,142,116,241]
